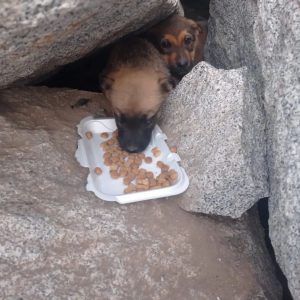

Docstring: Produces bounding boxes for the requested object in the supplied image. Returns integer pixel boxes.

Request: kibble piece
[103,152,111,159]
[134,157,143,165]
[157,161,164,168]
[119,168,128,177]
[144,156,152,164]
[168,169,178,180]
[101,132,109,139]
[161,180,171,188]
[170,146,177,153]
[124,183,136,194]
[151,147,161,157]
[121,151,129,158]
[111,156,120,163]
[128,183,136,190]
[100,141,108,148]
[136,173,146,180]
[94,167,102,175]
[145,171,154,179]
[156,161,170,172]
[123,176,132,185]
[158,178,168,185]
[132,168,140,176]
[104,158,113,166]
[136,178,149,186]
[141,178,150,186]
[124,187,131,194]
[136,169,147,180]
[85,131,93,140]
[138,153,146,160]
[110,170,120,179]
[127,157,135,164]
[112,130,118,138]
[168,169,178,184]
[138,168,147,175]
[124,161,131,168]
[156,173,169,184]
[161,163,170,172]
[136,178,144,185]
[149,178,157,187]
[130,163,140,170]
[109,164,119,171]
[107,139,115,146]
[123,174,136,185]
[150,185,159,190]
[136,184,148,192]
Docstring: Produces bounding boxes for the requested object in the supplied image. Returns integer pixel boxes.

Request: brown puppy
[144,15,207,80]
[100,37,172,153]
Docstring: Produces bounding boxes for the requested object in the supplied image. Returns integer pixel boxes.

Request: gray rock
[255,1,300,298]
[0,0,180,88]
[161,62,268,218]
[0,86,281,299]
[205,0,300,297]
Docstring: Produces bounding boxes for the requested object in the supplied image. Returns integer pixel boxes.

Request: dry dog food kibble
[101,132,109,139]
[112,130,118,138]
[100,132,178,194]
[110,170,120,179]
[144,156,152,164]
[85,131,93,140]
[94,167,102,175]
[170,146,177,153]
[151,147,161,157]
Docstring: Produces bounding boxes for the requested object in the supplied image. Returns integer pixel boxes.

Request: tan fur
[163,34,179,46]
[106,68,165,117]
[101,38,171,117]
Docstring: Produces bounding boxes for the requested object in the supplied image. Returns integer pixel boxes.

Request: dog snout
[124,143,140,153]
[117,129,151,153]
[115,114,156,153]
[176,57,189,69]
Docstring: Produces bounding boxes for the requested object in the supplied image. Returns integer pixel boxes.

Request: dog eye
[184,35,194,46]
[160,39,171,50]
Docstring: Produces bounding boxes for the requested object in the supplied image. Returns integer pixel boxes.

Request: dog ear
[189,19,208,35]
[196,20,208,33]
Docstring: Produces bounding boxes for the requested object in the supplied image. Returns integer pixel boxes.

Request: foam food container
[75,116,189,204]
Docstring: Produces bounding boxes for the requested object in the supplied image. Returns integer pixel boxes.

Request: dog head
[146,15,206,79]
[101,67,172,153]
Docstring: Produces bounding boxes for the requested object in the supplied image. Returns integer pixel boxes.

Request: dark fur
[144,15,207,80]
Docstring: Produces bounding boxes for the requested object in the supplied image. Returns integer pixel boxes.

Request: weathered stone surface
[161,62,268,218]
[0,0,179,88]
[205,0,300,297]
[255,1,300,298]
[0,87,281,299]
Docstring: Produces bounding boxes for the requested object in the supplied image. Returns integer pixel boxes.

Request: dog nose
[124,144,140,153]
[177,58,188,69]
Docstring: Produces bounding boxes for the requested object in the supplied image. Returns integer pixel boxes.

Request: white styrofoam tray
[75,116,189,204]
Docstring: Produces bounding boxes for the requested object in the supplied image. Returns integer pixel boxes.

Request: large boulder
[0,86,281,299]
[161,62,268,218]
[0,0,180,88]
[205,0,300,297]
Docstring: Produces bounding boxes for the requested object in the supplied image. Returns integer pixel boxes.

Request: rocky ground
[0,87,281,299]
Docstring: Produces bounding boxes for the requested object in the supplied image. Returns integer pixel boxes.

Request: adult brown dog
[100,37,172,153]
[144,15,207,80]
